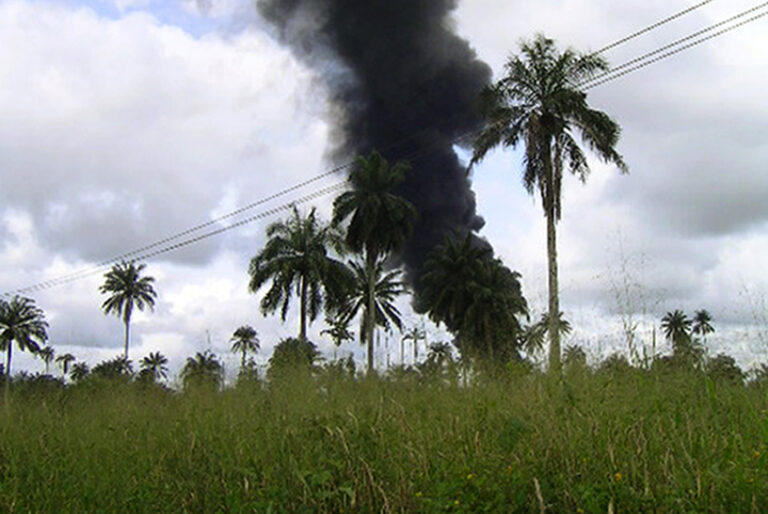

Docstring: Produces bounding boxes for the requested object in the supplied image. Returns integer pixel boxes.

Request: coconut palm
[249,207,352,342]
[181,351,224,390]
[139,352,169,383]
[99,260,157,360]
[523,312,572,357]
[426,342,453,368]
[470,34,627,372]
[332,150,417,374]
[38,345,55,374]
[0,296,49,379]
[692,309,715,338]
[335,258,407,367]
[56,353,76,376]
[230,325,260,369]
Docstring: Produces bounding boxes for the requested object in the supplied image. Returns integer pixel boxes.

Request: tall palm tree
[230,325,260,369]
[336,258,407,368]
[99,260,157,360]
[181,351,224,390]
[56,353,76,376]
[139,351,169,383]
[333,150,417,374]
[249,207,352,342]
[38,345,55,374]
[0,296,49,379]
[470,34,627,372]
[692,309,715,339]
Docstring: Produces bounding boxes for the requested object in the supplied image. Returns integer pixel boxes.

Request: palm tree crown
[470,34,626,372]
[181,351,224,390]
[56,353,76,376]
[249,207,352,342]
[660,310,692,345]
[38,345,55,374]
[100,261,157,360]
[332,150,416,374]
[0,296,49,379]
[230,325,260,369]
[692,309,715,337]
[140,351,169,383]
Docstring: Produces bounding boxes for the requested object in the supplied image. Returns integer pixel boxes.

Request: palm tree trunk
[300,276,308,342]
[366,250,376,375]
[124,319,130,360]
[543,140,561,374]
[5,343,11,380]
[241,350,246,370]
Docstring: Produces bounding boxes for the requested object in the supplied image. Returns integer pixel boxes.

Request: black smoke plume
[257,0,492,285]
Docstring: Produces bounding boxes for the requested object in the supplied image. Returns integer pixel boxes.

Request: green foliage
[99,260,157,360]
[0,369,765,512]
[181,351,223,391]
[230,325,260,369]
[417,234,527,363]
[267,337,320,381]
[91,356,134,381]
[248,207,352,341]
[0,295,49,378]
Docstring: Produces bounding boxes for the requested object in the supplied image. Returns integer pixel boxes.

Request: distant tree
[0,296,49,378]
[181,351,224,390]
[267,337,321,381]
[91,356,134,381]
[706,353,744,383]
[418,235,527,362]
[249,207,352,342]
[321,316,354,360]
[38,345,55,374]
[563,344,587,368]
[332,150,416,374]
[69,362,90,383]
[56,353,76,376]
[661,310,692,347]
[99,261,157,360]
[523,312,572,358]
[692,309,715,339]
[401,324,426,364]
[470,34,627,372]
[230,325,260,369]
[425,342,453,369]
[139,352,169,383]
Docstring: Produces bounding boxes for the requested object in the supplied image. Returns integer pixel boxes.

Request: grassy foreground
[0,369,766,513]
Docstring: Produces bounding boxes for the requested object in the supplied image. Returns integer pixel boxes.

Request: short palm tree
[336,258,407,365]
[38,345,55,374]
[139,351,169,383]
[100,260,157,360]
[471,34,627,372]
[230,325,260,369]
[333,150,417,374]
[181,351,224,390]
[523,312,572,357]
[426,342,453,368]
[69,362,90,383]
[321,316,354,360]
[249,207,352,342]
[0,296,49,378]
[56,353,76,376]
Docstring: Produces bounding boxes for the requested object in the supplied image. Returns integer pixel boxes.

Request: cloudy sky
[1,0,767,379]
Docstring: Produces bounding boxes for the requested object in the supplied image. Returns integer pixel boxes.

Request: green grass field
[1,368,766,512]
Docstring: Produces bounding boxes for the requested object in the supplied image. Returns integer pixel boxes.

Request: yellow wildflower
[614,472,623,483]
[466,473,475,481]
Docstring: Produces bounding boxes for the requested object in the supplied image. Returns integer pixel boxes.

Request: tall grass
[0,368,766,512]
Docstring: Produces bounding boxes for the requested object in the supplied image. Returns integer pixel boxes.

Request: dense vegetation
[1,364,766,513]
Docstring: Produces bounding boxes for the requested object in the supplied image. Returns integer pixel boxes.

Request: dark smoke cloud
[256,0,492,284]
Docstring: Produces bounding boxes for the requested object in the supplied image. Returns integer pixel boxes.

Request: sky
[1,0,767,381]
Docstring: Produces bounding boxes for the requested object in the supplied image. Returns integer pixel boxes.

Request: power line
[583,4,768,89]
[593,0,714,54]
[5,182,350,297]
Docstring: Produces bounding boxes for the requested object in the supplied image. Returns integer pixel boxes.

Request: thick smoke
[257,0,492,284]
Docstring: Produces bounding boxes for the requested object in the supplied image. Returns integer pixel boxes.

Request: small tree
[181,351,223,391]
[56,353,76,377]
[0,296,49,379]
[230,325,260,369]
